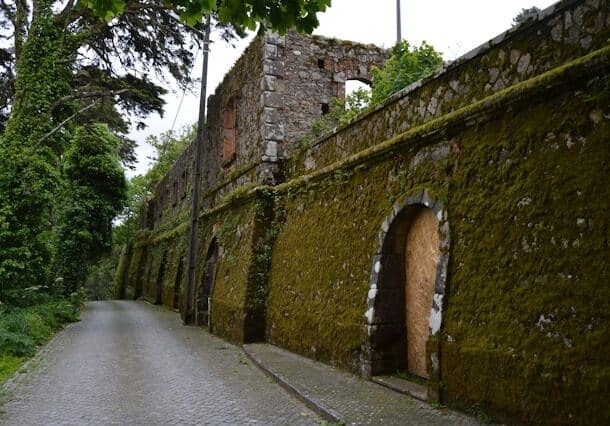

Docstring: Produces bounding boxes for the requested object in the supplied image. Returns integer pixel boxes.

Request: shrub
[0,299,80,357]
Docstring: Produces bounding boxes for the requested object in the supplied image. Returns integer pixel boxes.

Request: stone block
[263,123,285,141]
[264,43,277,59]
[261,75,277,91]
[263,60,284,76]
[265,141,278,159]
[263,107,281,124]
[262,92,283,108]
[333,71,346,83]
[265,32,285,45]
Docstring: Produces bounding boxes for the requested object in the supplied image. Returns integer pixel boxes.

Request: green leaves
[370,40,443,105]
[81,0,125,21]
[85,0,121,21]
[84,0,331,33]
[54,124,127,295]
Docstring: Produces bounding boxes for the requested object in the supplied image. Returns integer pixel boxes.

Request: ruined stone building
[116,0,610,423]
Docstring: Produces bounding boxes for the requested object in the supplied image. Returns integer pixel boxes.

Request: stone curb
[242,346,343,424]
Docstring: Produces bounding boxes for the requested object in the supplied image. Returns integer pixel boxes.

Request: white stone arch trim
[361,189,450,378]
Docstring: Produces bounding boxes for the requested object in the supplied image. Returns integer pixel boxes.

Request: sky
[126,0,558,177]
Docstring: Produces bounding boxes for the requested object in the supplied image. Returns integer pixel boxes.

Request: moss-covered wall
[195,192,273,343]
[118,1,609,423]
[266,48,609,423]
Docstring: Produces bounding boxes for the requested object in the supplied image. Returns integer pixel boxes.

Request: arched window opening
[223,97,236,163]
[344,79,371,113]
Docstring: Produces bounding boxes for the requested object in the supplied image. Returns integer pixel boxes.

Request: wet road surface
[0,301,319,425]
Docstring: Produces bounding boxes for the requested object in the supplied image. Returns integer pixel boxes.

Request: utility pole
[184,14,211,324]
[396,0,402,43]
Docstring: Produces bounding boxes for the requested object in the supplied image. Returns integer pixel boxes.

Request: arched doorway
[196,239,218,326]
[156,251,168,305]
[134,248,147,299]
[362,190,449,387]
[173,257,184,310]
[404,207,440,378]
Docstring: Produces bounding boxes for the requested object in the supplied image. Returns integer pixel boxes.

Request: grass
[468,402,493,424]
[392,370,427,386]
[0,355,25,383]
[0,297,81,384]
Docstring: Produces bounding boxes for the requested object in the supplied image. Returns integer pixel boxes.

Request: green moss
[123,17,609,424]
[113,244,131,298]
[267,60,610,423]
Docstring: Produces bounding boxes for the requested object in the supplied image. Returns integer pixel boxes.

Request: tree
[0,0,327,298]
[54,124,127,296]
[84,0,331,34]
[512,6,541,27]
[369,40,443,105]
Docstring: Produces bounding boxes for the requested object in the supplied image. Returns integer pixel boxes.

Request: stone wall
[286,0,609,178]
[282,32,388,156]
[119,0,610,423]
[121,30,386,329]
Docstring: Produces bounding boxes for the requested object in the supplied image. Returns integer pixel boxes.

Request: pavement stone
[0,301,319,425]
[243,343,480,426]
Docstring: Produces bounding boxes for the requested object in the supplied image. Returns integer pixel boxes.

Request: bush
[0,299,80,357]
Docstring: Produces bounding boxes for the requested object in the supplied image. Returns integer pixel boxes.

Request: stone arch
[134,247,148,300]
[334,58,379,99]
[196,238,219,326]
[173,256,185,310]
[361,190,449,387]
[156,250,168,305]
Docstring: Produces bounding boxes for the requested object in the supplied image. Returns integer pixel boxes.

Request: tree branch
[50,88,129,111]
[33,99,100,149]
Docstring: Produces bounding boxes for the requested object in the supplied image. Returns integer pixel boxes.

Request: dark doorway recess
[364,198,447,381]
[173,257,184,310]
[156,251,168,305]
[134,248,147,300]
[197,239,218,326]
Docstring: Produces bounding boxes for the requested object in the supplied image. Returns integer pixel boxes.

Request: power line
[170,46,202,132]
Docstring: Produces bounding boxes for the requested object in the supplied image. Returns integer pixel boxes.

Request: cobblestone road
[0,301,319,425]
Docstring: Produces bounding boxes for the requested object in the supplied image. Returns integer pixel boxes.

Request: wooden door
[405,208,439,378]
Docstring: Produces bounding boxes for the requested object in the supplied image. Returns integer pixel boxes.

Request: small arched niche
[155,251,168,305]
[173,256,185,310]
[362,190,449,386]
[222,97,236,163]
[196,239,218,327]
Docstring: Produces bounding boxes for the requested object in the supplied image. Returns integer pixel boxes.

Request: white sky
[127,0,557,177]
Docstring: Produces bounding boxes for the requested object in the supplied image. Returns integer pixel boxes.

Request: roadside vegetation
[0,293,82,382]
